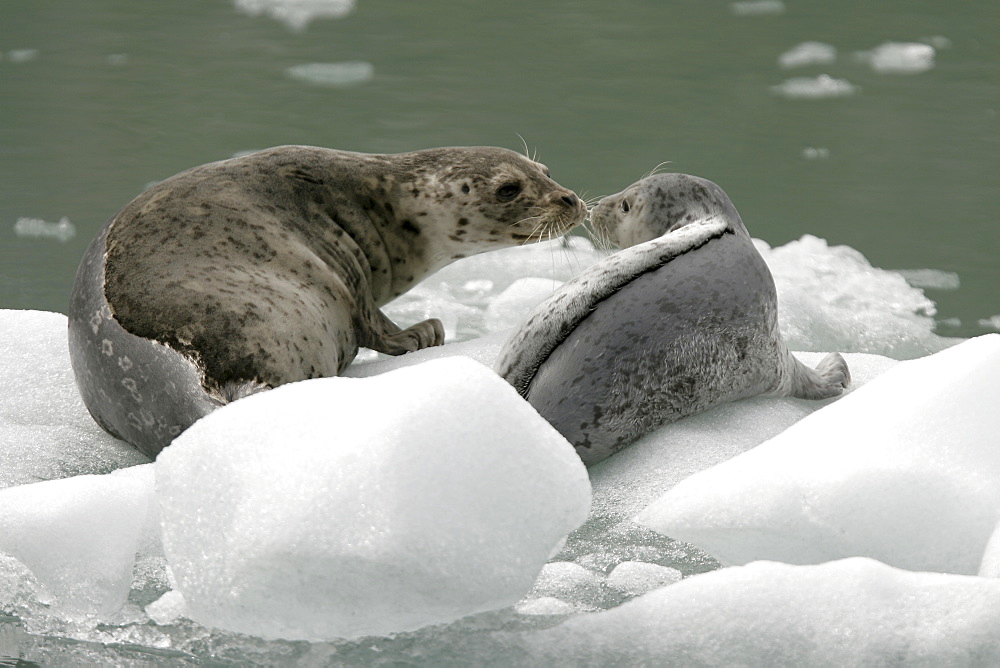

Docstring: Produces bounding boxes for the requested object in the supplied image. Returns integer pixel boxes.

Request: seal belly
[67,225,219,459]
[525,231,782,465]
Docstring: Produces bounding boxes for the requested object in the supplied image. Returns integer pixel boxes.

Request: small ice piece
[156,357,590,641]
[0,471,154,618]
[637,335,1000,575]
[606,562,682,598]
[525,559,1000,664]
[862,42,935,74]
[979,315,1000,331]
[771,74,857,99]
[285,61,374,87]
[6,49,38,63]
[779,42,836,68]
[484,277,563,333]
[13,216,76,242]
[730,0,785,16]
[106,54,128,66]
[895,269,960,290]
[145,590,188,625]
[922,36,952,50]
[233,0,355,31]
[801,147,829,160]
[524,562,606,610]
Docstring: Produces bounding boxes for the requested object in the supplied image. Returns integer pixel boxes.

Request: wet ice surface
[1,234,996,664]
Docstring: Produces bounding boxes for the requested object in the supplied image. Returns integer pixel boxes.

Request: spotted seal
[69,145,586,458]
[495,172,850,466]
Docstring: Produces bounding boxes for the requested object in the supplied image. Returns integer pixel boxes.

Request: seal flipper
[358,309,445,356]
[778,350,851,401]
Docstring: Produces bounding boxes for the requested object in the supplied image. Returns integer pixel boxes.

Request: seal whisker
[642,161,673,180]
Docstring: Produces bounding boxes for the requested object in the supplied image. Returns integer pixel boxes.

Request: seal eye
[621,199,631,213]
[496,183,522,202]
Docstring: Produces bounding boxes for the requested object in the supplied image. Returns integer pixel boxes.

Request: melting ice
[1,233,996,664]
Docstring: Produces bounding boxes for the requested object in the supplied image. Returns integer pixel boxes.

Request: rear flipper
[360,310,446,356]
[789,352,851,400]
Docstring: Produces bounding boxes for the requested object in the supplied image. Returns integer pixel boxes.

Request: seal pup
[69,145,586,458]
[496,173,850,466]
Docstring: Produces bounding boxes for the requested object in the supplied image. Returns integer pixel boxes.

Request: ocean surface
[1,0,997,334]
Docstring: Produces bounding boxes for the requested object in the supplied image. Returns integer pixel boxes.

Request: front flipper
[360,310,445,356]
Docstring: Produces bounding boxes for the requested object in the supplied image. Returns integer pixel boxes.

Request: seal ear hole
[496,182,522,202]
[621,199,631,213]
[461,184,471,195]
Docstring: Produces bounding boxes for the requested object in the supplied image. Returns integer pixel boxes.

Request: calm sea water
[1,0,997,338]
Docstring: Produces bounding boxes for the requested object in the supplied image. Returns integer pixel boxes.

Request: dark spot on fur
[402,220,421,235]
[461,184,470,194]
[458,218,469,226]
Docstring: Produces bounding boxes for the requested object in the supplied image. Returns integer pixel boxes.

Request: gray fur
[495,173,850,466]
[69,145,585,458]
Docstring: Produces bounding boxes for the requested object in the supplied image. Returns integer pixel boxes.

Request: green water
[2,0,998,336]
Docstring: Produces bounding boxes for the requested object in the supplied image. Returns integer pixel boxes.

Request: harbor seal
[69,145,586,458]
[496,172,850,466]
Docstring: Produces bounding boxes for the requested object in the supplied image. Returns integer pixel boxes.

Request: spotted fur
[496,173,850,466]
[69,145,585,458]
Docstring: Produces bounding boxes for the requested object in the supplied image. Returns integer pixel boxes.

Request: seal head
[496,172,850,465]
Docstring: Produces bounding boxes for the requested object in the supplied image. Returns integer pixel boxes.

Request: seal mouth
[511,199,587,243]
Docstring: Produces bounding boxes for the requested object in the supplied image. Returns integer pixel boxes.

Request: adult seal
[496,172,850,466]
[69,145,586,458]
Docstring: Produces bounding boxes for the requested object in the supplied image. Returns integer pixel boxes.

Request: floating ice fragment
[771,74,858,99]
[233,0,354,31]
[156,357,590,641]
[285,61,374,87]
[526,559,1000,665]
[106,54,128,66]
[516,597,578,616]
[860,42,935,74]
[606,562,681,598]
[979,315,1000,330]
[896,268,960,290]
[637,335,1000,575]
[13,216,76,242]
[801,147,829,160]
[523,562,606,611]
[731,0,785,16]
[779,42,836,68]
[6,49,38,63]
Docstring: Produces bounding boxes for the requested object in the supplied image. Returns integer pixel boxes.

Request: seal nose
[560,193,578,207]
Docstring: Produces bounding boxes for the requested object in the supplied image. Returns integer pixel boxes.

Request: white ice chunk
[0,310,149,489]
[525,559,1000,664]
[862,42,935,74]
[285,61,374,87]
[156,357,590,641]
[779,42,836,68]
[233,0,354,31]
[145,590,188,625]
[13,216,76,242]
[770,74,857,99]
[523,562,606,611]
[637,335,1000,575]
[979,315,1000,331]
[896,268,961,290]
[801,146,830,160]
[0,470,154,618]
[484,277,563,332]
[756,235,957,358]
[731,0,785,16]
[6,49,38,63]
[606,562,681,598]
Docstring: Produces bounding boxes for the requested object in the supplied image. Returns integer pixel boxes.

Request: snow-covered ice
[156,357,590,641]
[524,558,1000,665]
[637,335,1000,575]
